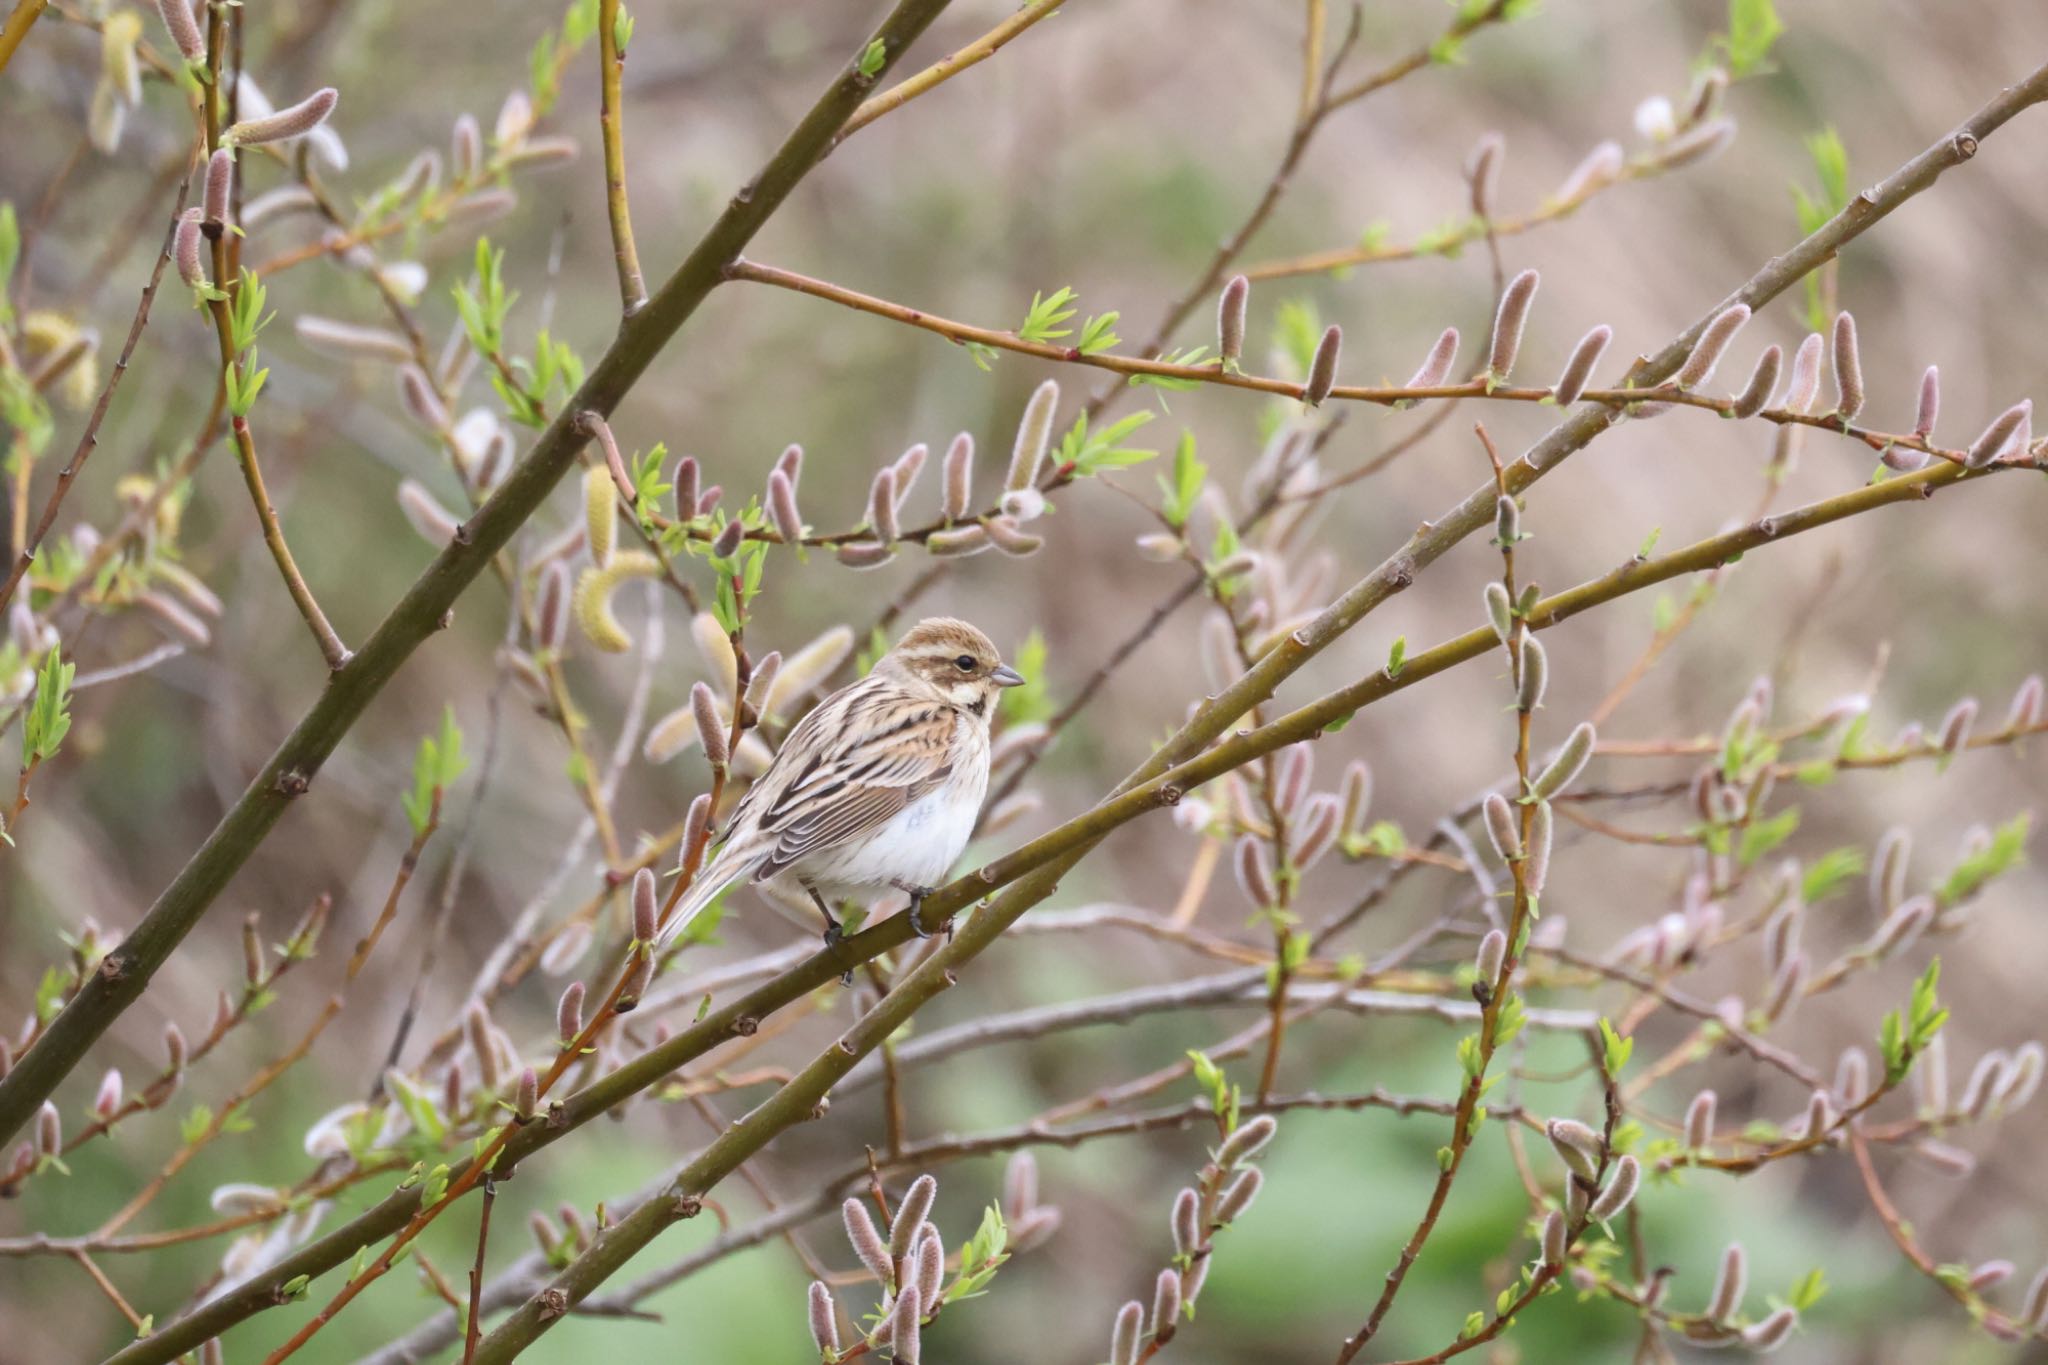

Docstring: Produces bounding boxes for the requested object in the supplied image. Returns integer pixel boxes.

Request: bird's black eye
[954,655,977,672]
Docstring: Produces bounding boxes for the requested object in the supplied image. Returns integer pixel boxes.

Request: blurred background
[4,0,2048,1360]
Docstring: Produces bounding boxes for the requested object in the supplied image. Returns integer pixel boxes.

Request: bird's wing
[743,683,958,879]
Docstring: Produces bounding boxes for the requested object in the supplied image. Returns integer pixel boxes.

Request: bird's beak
[991,664,1027,688]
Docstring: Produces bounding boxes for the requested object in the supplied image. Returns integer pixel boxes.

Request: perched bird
[659,617,1024,946]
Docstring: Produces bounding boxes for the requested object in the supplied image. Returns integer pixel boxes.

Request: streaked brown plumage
[659,618,1023,943]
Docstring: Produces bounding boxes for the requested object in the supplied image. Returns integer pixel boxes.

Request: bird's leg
[890,879,937,938]
[806,885,854,987]
[806,885,843,946]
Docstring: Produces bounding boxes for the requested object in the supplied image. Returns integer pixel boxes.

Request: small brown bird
[659,617,1024,944]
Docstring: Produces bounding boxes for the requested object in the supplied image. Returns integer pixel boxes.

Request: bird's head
[877,617,1025,715]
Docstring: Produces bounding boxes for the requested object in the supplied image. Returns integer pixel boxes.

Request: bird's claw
[893,882,937,938]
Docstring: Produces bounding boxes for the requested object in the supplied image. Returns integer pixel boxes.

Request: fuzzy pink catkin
[556,981,584,1045]
[766,470,803,543]
[1831,311,1864,419]
[889,1174,938,1258]
[1783,332,1825,414]
[940,432,974,519]
[1217,274,1249,366]
[1554,140,1623,202]
[156,0,203,59]
[1466,131,1504,218]
[1965,401,2031,468]
[173,209,207,290]
[1304,325,1341,406]
[1487,269,1540,379]
[1677,305,1750,389]
[1913,365,1940,439]
[1552,324,1611,405]
[1729,344,1781,419]
[203,148,234,229]
[1406,327,1460,391]
[226,87,339,147]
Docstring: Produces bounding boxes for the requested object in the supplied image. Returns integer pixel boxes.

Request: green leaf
[1715,0,1785,77]
[1597,1017,1633,1075]
[0,202,18,324]
[1738,807,1801,866]
[401,706,467,836]
[1158,430,1206,528]
[33,965,69,1023]
[1787,1266,1829,1312]
[1000,630,1053,725]
[1017,286,1078,343]
[1272,300,1320,379]
[1936,812,2028,907]
[1800,846,1865,903]
[857,37,887,78]
[1077,311,1121,355]
[23,645,75,765]
[1056,409,1157,475]
[1385,636,1407,678]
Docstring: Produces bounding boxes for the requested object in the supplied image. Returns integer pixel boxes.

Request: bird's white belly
[800,734,989,901]
[810,782,979,894]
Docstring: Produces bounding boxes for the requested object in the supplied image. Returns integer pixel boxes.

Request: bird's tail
[656,846,755,948]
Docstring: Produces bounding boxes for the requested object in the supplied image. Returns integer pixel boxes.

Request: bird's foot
[892,881,937,938]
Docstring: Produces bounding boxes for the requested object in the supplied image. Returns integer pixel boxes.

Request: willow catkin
[984,514,1044,556]
[1684,1090,1717,1149]
[1524,799,1553,894]
[450,113,483,179]
[573,552,660,652]
[1487,269,1540,380]
[1552,324,1611,405]
[691,682,727,767]
[155,0,203,59]
[224,87,339,147]
[1304,325,1341,406]
[1546,1118,1601,1180]
[1587,1154,1640,1220]
[1483,793,1521,863]
[1728,344,1781,419]
[1707,1243,1748,1320]
[866,466,900,542]
[926,524,990,557]
[583,465,616,567]
[1780,332,1825,414]
[806,1283,839,1354]
[1483,581,1514,643]
[1965,400,2031,468]
[1554,140,1622,203]
[1516,636,1548,713]
[397,480,459,546]
[1676,304,1750,389]
[1008,379,1060,490]
[1657,116,1735,167]
[1830,311,1865,419]
[1405,327,1460,392]
[173,209,207,289]
[766,469,804,543]
[1531,722,1596,798]
[1913,365,1940,439]
[889,1174,938,1259]
[299,323,416,373]
[1474,929,1507,983]
[534,561,569,651]
[941,432,974,519]
[1217,274,1249,368]
[203,148,234,229]
[1466,131,1504,218]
